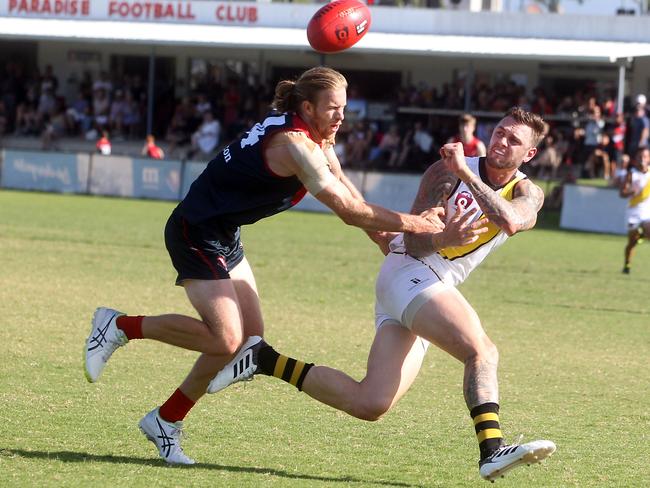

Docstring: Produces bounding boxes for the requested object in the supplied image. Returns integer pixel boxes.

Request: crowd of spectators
[1,59,648,181]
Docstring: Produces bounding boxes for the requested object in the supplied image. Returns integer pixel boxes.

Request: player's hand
[419,206,446,233]
[440,203,489,247]
[440,142,471,179]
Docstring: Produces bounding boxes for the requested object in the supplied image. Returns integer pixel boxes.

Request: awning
[1,16,649,63]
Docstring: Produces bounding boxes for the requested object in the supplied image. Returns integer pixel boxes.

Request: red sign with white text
[4,1,260,24]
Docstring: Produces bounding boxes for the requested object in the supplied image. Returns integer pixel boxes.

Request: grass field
[1,189,649,487]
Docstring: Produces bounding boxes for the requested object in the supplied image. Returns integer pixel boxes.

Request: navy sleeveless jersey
[176,112,312,226]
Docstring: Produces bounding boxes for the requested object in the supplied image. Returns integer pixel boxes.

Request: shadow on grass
[1,448,417,487]
[503,298,650,316]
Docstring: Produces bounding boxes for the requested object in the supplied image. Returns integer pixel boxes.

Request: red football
[307,0,371,54]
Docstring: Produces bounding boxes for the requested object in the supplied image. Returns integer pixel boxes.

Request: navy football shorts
[164,212,245,285]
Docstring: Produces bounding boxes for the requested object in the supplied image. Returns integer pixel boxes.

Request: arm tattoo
[403,162,457,256]
[463,175,544,234]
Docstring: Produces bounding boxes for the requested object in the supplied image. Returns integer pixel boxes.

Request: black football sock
[471,402,505,461]
[257,345,313,391]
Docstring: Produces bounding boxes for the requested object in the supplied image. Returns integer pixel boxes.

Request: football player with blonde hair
[84,66,444,464]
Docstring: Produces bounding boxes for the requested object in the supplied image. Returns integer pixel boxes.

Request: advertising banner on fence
[89,155,134,197]
[1,149,90,193]
[560,184,627,235]
[363,171,420,214]
[132,158,182,200]
[180,161,207,199]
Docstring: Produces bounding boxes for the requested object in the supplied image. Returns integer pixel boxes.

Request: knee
[349,394,393,422]
[202,324,242,356]
[466,336,499,365]
[219,336,242,356]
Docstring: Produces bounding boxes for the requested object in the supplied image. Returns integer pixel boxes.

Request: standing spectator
[610,112,627,169]
[122,91,142,139]
[0,100,8,138]
[40,64,59,95]
[222,79,241,140]
[96,130,111,155]
[109,89,129,140]
[189,111,220,159]
[581,106,605,177]
[628,94,649,157]
[141,134,165,159]
[448,114,486,157]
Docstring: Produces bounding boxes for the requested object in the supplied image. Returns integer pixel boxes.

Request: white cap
[635,94,647,105]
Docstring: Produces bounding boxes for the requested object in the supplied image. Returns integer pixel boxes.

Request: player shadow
[503,298,650,316]
[2,448,418,487]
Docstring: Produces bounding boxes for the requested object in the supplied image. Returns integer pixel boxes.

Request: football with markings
[307,0,371,53]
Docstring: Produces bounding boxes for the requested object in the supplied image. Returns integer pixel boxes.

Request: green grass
[0,189,649,487]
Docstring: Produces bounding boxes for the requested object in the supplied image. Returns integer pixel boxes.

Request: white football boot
[84,307,128,382]
[139,408,195,465]
[207,336,265,393]
[479,439,556,482]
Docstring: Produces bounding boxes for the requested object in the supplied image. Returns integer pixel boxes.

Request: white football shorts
[626,205,650,229]
[374,252,451,331]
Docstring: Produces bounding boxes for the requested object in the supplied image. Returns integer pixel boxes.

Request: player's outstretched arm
[267,132,445,234]
[323,144,399,254]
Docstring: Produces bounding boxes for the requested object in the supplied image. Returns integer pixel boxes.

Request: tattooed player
[210,107,557,482]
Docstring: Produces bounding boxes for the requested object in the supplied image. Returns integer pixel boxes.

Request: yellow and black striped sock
[471,402,505,460]
[257,345,313,391]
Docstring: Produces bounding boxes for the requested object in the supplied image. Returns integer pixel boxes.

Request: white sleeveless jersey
[625,169,650,226]
[389,157,526,286]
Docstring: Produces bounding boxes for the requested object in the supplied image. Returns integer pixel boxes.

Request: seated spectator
[585,132,614,180]
[189,111,220,160]
[531,131,565,180]
[14,100,39,136]
[345,120,373,166]
[92,87,111,132]
[369,124,401,169]
[141,134,165,159]
[448,113,486,157]
[613,153,631,189]
[165,97,193,156]
[96,130,112,155]
[36,87,57,125]
[65,90,93,136]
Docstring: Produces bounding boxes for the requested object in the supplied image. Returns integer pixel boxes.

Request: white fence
[1,149,629,235]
